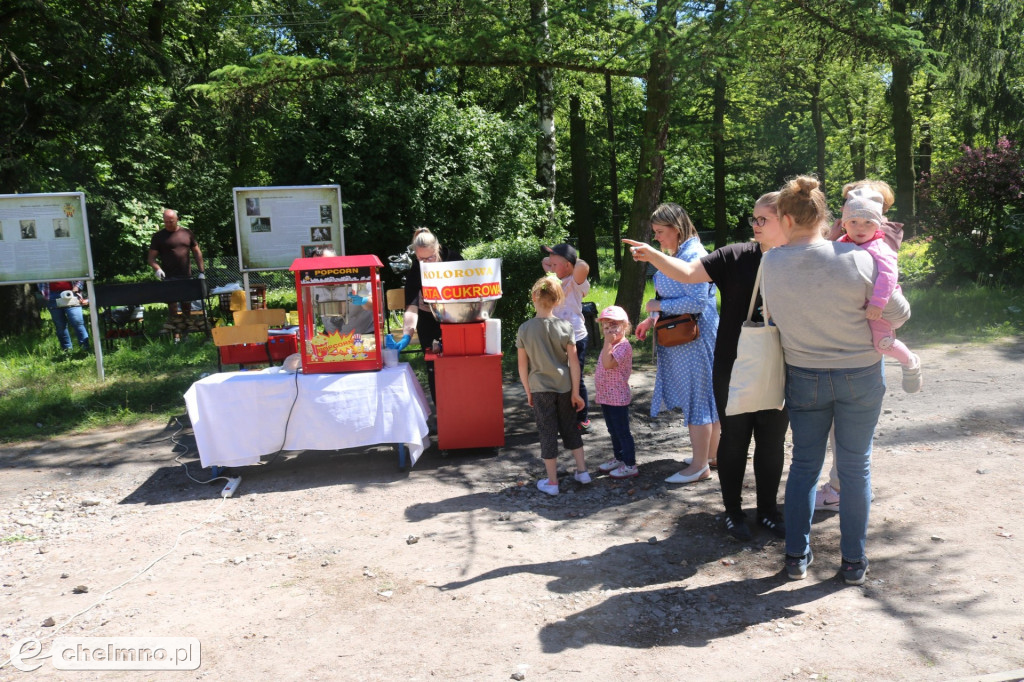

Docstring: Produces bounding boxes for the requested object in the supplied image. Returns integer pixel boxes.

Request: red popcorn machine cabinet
[421,258,504,451]
[290,254,385,373]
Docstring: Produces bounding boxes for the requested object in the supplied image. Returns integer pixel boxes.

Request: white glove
[197,272,205,280]
[154,268,166,280]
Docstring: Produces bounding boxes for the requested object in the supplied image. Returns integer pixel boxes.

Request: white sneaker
[609,464,639,479]
[902,354,923,393]
[574,471,592,484]
[598,458,624,473]
[814,482,840,512]
[536,479,559,496]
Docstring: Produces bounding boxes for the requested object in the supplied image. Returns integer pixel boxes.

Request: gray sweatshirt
[762,240,882,369]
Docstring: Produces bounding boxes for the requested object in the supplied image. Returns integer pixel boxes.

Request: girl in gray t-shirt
[516,277,590,496]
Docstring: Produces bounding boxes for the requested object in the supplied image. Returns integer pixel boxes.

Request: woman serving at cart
[389,227,462,402]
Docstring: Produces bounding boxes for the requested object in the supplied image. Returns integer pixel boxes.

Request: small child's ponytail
[531,276,564,308]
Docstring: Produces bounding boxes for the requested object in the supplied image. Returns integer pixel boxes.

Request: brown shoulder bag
[654,313,700,347]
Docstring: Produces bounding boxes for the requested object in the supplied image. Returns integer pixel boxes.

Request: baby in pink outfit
[839,188,922,393]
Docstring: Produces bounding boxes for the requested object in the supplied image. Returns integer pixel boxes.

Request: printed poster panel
[0,193,93,284]
[234,186,344,271]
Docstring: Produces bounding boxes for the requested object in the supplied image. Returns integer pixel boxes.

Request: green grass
[1,305,223,442]
[1,251,1021,443]
[902,283,1024,344]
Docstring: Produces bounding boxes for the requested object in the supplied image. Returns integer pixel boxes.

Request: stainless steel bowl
[427,299,497,324]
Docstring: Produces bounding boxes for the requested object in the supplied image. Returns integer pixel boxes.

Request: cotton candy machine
[419,258,504,450]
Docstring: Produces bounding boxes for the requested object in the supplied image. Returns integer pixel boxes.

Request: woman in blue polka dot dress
[634,203,721,484]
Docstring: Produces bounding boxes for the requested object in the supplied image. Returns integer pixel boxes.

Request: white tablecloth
[183,364,431,468]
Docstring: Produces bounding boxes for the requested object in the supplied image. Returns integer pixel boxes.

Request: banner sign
[420,259,502,302]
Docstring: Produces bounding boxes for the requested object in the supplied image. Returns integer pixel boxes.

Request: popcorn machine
[290,254,384,373]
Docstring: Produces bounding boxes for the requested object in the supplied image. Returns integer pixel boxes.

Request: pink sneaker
[814,483,840,512]
[598,458,624,473]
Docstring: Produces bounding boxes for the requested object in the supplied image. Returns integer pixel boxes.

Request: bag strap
[746,258,765,323]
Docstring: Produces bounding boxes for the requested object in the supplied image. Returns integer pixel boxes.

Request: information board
[233,185,344,271]
[0,193,93,284]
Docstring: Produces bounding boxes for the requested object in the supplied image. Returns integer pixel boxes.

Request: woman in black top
[401,227,461,402]
[624,192,789,542]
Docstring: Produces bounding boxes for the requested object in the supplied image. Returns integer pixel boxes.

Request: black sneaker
[724,512,752,541]
[841,557,869,585]
[757,512,786,539]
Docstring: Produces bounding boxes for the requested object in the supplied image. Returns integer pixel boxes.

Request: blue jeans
[784,361,885,562]
[600,404,635,466]
[575,336,589,423]
[48,295,89,350]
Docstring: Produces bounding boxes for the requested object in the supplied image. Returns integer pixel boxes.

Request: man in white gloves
[147,208,205,317]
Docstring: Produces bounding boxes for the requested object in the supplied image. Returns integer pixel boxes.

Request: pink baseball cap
[598,305,629,322]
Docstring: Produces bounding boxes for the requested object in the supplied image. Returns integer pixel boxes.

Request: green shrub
[897,237,936,286]
[918,138,1024,285]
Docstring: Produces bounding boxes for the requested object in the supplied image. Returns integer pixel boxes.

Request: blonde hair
[531,276,564,308]
[649,202,697,245]
[755,191,780,211]
[411,227,439,254]
[777,175,832,229]
[841,180,895,212]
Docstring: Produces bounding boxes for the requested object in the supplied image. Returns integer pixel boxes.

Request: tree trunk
[604,72,622,270]
[890,0,916,232]
[711,0,728,247]
[0,285,43,337]
[810,80,827,197]
[917,82,933,181]
[531,0,556,237]
[570,93,599,282]
[615,0,674,325]
[915,80,934,225]
[712,67,728,247]
[845,100,866,180]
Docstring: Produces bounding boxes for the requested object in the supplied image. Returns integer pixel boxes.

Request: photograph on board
[20,220,36,240]
[310,226,331,242]
[246,197,261,216]
[53,218,70,238]
[320,204,333,224]
[250,217,272,233]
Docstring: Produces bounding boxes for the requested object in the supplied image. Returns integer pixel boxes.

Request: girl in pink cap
[594,306,639,478]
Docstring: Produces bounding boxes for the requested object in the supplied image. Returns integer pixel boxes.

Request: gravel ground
[1,340,1023,681]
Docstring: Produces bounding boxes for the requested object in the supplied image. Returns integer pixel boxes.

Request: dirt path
[1,340,1023,681]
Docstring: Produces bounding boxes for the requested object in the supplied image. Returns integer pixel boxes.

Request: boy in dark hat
[541,243,592,431]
